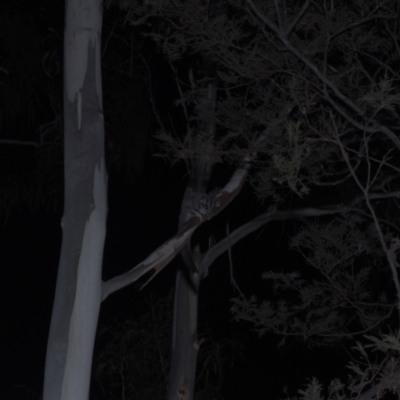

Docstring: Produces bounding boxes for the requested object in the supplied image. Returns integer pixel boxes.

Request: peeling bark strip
[43,1,107,400]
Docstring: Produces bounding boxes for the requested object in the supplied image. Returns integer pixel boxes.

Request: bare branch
[101,217,200,301]
[384,20,400,58]
[102,142,254,300]
[0,139,40,148]
[204,203,351,271]
[246,0,280,34]
[273,0,283,30]
[205,182,400,273]
[246,0,400,149]
[285,0,309,36]
[333,114,400,318]
[169,59,190,123]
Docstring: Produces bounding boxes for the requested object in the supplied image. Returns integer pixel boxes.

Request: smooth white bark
[43,1,106,399]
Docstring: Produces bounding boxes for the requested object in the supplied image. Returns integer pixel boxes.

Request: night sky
[0,1,349,399]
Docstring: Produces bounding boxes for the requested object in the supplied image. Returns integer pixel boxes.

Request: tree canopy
[119,0,400,398]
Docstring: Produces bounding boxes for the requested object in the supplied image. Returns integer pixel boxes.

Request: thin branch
[139,52,166,131]
[323,90,400,149]
[246,0,279,33]
[246,0,400,149]
[0,139,40,148]
[101,217,200,301]
[285,0,309,36]
[273,0,283,30]
[102,144,252,300]
[246,0,364,113]
[203,203,351,270]
[385,19,400,58]
[169,59,190,123]
[357,50,400,80]
[308,154,362,187]
[330,6,391,40]
[204,185,400,273]
[332,113,400,320]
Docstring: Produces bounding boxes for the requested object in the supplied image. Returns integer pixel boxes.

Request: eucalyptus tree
[42,1,153,399]
[42,0,108,398]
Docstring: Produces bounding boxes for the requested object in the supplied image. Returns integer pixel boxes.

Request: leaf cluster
[122,0,400,206]
[285,335,400,400]
[231,214,393,346]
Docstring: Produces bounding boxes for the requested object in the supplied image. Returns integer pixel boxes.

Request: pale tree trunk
[43,1,107,399]
[167,78,217,400]
[167,271,201,400]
